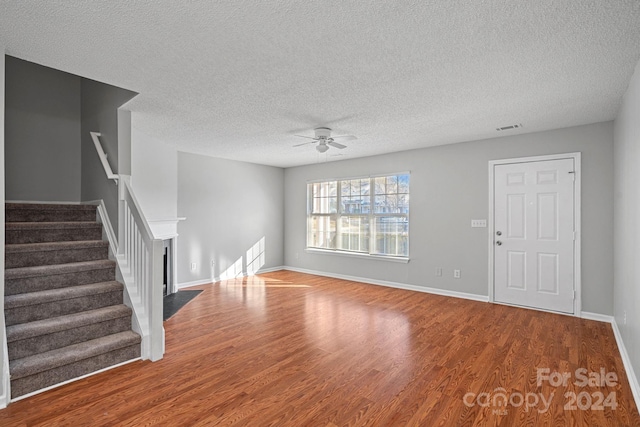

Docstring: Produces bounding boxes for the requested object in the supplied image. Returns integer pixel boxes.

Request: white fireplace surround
[148,218,185,295]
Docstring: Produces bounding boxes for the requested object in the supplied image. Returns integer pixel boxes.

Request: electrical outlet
[211,260,215,267]
[296,252,299,260]
[623,310,627,325]
[190,262,197,271]
[435,267,442,277]
[454,269,461,279]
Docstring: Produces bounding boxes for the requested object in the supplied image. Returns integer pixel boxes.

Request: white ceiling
[2,1,640,168]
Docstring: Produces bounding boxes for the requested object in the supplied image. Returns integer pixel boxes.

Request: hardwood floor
[1,270,638,426]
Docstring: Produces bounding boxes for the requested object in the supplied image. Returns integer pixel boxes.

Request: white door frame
[488,152,582,316]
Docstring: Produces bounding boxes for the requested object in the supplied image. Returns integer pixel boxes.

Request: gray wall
[3,55,137,237]
[613,58,640,380]
[5,56,82,201]
[177,152,284,285]
[80,79,136,234]
[284,122,614,315]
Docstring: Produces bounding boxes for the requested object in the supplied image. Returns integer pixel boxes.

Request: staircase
[4,203,141,399]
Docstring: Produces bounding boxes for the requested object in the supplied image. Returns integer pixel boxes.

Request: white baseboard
[177,278,214,289]
[282,266,490,303]
[248,266,285,276]
[177,266,285,290]
[580,312,640,412]
[580,311,614,323]
[611,319,640,411]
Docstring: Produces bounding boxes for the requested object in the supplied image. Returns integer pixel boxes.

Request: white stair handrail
[90,131,164,361]
[118,175,164,361]
[90,132,119,184]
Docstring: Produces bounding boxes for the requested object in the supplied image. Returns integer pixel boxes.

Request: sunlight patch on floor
[222,276,311,288]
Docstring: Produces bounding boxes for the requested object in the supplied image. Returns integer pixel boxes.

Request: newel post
[149,238,165,361]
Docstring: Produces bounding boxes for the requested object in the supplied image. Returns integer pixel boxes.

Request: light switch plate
[471,219,487,228]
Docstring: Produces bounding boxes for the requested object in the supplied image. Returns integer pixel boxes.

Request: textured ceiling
[2,1,640,168]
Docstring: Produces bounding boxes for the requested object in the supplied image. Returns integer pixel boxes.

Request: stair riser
[8,317,132,360]
[6,246,109,269]
[10,345,140,398]
[6,210,96,223]
[5,291,123,326]
[5,267,116,296]
[6,228,103,244]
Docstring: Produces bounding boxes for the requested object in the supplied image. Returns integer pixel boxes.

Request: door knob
[496,231,502,236]
[496,241,502,246]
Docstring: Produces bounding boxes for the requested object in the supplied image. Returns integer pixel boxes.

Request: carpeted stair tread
[6,203,97,223]
[6,221,103,244]
[5,260,116,296]
[5,259,116,280]
[9,331,141,380]
[6,305,132,343]
[7,305,133,360]
[5,281,123,309]
[5,240,109,268]
[6,221,101,230]
[6,203,97,211]
[5,240,108,254]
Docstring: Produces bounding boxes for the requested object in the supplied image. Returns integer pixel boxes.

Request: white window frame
[306,172,410,262]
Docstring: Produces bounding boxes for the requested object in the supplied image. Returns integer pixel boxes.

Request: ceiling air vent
[496,123,523,132]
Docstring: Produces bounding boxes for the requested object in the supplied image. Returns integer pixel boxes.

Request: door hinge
[569,171,575,181]
[572,290,576,300]
[573,231,576,241]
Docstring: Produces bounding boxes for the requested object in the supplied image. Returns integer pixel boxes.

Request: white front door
[493,158,575,313]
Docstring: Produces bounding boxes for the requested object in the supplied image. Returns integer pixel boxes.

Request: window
[307,173,409,258]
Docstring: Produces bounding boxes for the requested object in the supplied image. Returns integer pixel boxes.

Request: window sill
[305,248,410,263]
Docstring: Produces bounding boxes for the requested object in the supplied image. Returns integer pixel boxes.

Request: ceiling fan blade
[328,141,347,149]
[331,135,357,141]
[294,134,318,140]
[293,141,314,147]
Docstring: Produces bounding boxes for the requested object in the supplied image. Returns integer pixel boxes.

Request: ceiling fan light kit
[316,143,329,153]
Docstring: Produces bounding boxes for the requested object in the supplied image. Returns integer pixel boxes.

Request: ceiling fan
[293,127,357,153]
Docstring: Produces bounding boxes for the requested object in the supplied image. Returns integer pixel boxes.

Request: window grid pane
[341,178,370,214]
[308,215,336,249]
[374,174,409,214]
[311,181,337,214]
[373,216,409,256]
[339,216,369,253]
